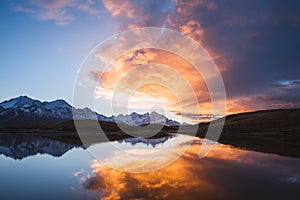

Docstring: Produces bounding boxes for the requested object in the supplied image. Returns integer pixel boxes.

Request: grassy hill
[185,109,300,157]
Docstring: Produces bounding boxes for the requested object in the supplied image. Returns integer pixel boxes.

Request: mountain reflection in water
[0,134,82,159]
[0,133,177,160]
[0,134,299,200]
[118,134,176,147]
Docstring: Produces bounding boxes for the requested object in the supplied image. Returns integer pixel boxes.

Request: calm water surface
[0,133,299,200]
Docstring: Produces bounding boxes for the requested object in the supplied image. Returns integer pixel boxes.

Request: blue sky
[0,1,115,103]
[0,0,299,120]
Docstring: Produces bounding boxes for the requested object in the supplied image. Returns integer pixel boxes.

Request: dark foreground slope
[183,109,300,157]
[0,119,179,144]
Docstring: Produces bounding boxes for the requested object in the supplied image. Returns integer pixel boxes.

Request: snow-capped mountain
[113,111,180,126]
[0,96,73,126]
[0,96,180,127]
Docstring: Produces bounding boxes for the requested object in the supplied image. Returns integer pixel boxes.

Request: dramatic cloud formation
[97,0,300,115]
[92,48,215,123]
[11,0,300,119]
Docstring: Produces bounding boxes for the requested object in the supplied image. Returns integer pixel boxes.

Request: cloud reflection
[83,139,300,199]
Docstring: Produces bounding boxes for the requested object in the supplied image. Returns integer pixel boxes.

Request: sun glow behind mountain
[92,48,217,123]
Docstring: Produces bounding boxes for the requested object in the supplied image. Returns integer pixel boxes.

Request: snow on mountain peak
[149,111,167,124]
[0,96,181,126]
[0,96,73,125]
[73,107,98,120]
[0,95,41,109]
[42,99,72,110]
[112,111,178,126]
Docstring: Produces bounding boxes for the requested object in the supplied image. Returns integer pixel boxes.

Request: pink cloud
[77,4,100,15]
[36,9,73,25]
[12,0,102,25]
[30,0,75,10]
[102,0,142,18]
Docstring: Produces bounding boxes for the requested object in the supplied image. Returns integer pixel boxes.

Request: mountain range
[0,96,180,127]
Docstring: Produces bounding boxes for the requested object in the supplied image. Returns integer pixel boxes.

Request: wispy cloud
[227,79,300,113]
[174,112,223,123]
[102,0,141,18]
[12,5,35,14]
[77,0,101,15]
[12,0,102,25]
[35,9,73,25]
[272,79,300,88]
[11,0,300,115]
[102,0,176,29]
[31,0,75,9]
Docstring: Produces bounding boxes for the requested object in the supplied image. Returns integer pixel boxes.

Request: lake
[0,133,299,200]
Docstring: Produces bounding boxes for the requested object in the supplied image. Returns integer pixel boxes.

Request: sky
[0,0,299,123]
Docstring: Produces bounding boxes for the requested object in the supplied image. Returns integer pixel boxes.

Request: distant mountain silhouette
[0,96,179,127]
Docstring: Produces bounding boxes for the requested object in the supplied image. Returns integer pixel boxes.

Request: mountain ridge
[0,96,180,127]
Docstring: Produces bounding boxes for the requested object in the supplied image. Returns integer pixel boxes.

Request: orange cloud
[93,48,216,122]
[100,0,229,74]
[103,0,142,18]
[180,20,204,43]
